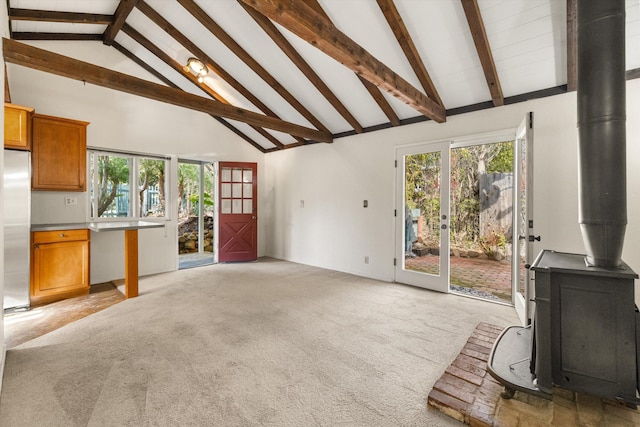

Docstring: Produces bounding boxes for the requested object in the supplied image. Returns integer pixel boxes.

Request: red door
[218,162,258,262]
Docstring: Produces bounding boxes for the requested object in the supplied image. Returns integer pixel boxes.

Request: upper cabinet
[4,103,35,150]
[32,114,89,191]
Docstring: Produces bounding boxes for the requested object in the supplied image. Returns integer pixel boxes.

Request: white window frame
[88,149,170,222]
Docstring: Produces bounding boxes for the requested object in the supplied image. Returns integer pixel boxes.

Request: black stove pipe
[577,0,627,267]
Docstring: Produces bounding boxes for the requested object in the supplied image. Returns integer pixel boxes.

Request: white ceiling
[7,0,640,150]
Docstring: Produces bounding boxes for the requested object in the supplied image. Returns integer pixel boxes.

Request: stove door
[513,112,534,325]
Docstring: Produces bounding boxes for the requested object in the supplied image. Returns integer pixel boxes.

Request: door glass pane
[243,183,252,198]
[243,199,252,214]
[232,183,242,198]
[243,169,252,183]
[221,183,231,198]
[404,152,441,276]
[178,162,201,253]
[232,168,242,182]
[221,199,231,214]
[221,168,231,182]
[517,136,528,295]
[449,142,514,303]
[232,199,242,214]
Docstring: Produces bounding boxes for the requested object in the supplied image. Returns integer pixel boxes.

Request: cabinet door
[32,114,88,191]
[4,103,34,150]
[31,240,90,299]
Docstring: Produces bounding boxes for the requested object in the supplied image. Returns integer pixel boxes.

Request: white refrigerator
[3,149,31,311]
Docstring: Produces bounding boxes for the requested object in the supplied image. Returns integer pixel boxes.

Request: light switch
[363,200,368,208]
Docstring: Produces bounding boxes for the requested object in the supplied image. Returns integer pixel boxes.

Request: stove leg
[501,387,516,399]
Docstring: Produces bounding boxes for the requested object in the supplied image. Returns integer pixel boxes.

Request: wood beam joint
[239,0,445,123]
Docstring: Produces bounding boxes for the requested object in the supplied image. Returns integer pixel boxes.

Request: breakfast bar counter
[88,221,164,298]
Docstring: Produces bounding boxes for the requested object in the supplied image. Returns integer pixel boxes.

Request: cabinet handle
[59,233,65,237]
[34,244,39,250]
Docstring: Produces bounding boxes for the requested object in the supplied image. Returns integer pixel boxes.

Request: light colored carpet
[0,258,519,426]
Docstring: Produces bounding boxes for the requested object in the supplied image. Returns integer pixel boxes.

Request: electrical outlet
[364,256,369,264]
[65,197,77,206]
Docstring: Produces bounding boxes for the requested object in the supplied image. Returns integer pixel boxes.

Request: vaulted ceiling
[4,0,640,153]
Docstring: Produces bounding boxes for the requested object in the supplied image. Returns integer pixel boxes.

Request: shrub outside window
[89,151,168,220]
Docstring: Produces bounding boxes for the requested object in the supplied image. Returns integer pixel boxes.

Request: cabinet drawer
[32,229,89,244]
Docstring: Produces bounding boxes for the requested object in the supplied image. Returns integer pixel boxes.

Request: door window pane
[243,183,252,198]
[243,169,252,183]
[221,183,231,198]
[243,199,252,214]
[232,168,242,182]
[232,199,242,214]
[221,168,231,182]
[232,183,242,198]
[404,152,441,276]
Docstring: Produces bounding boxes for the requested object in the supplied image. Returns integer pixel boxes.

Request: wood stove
[488,0,640,406]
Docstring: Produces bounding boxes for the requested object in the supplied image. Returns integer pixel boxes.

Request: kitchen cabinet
[4,103,34,150]
[32,114,88,191]
[31,229,90,306]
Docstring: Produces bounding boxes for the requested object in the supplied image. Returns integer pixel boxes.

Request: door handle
[252,216,257,220]
[528,235,541,242]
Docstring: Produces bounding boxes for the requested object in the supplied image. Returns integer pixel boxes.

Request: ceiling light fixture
[184,57,208,83]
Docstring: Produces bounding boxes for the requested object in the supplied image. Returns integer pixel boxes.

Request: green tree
[138,159,165,216]
[97,155,129,217]
[178,163,200,217]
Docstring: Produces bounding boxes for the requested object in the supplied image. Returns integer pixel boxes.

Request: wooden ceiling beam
[358,75,400,126]
[4,64,11,103]
[566,0,577,92]
[9,8,114,25]
[238,0,363,133]
[104,0,139,46]
[304,0,400,127]
[460,0,504,106]
[177,0,332,133]
[121,24,284,148]
[240,0,445,123]
[376,0,443,108]
[2,38,332,143]
[12,33,103,41]
[112,42,266,152]
[135,0,302,145]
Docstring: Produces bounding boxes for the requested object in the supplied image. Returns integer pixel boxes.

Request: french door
[513,113,534,325]
[218,162,258,262]
[395,142,450,292]
[395,113,534,325]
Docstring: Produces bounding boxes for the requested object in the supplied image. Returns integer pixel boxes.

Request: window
[88,150,168,220]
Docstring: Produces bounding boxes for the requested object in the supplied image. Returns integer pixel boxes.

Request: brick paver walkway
[404,254,513,302]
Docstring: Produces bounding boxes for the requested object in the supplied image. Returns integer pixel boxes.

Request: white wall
[265,79,640,306]
[7,41,265,284]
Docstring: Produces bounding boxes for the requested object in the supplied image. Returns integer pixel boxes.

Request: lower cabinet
[31,229,90,306]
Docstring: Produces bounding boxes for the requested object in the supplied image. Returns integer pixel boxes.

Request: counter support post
[124,229,139,298]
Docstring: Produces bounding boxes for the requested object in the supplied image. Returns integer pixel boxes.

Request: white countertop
[87,221,165,232]
[32,221,165,232]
